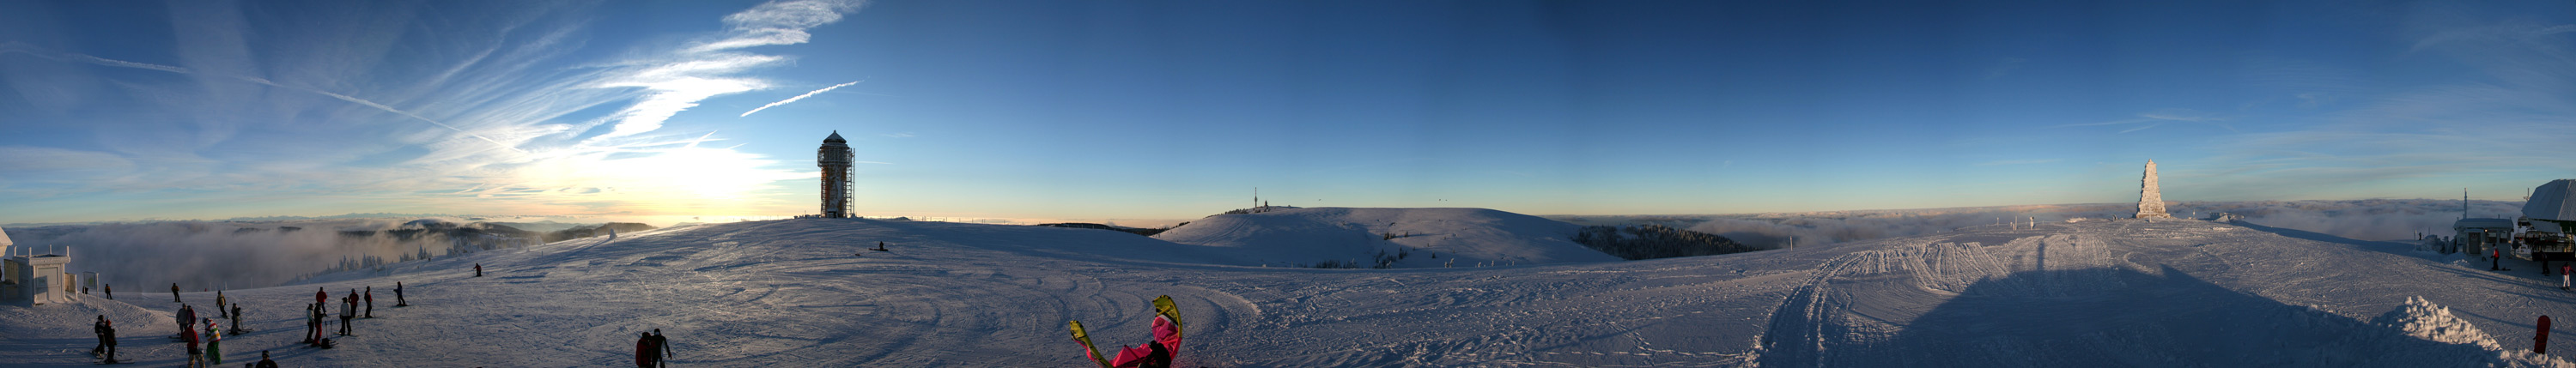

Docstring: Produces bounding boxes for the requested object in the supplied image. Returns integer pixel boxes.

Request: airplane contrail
[740,80,861,117]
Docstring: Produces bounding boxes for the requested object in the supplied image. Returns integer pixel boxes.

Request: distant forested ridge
[1572,224,1762,260]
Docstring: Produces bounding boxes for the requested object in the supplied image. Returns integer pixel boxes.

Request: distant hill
[1153,207,1620,268]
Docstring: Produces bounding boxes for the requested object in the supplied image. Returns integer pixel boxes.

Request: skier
[395,281,408,306]
[172,283,182,303]
[230,303,245,335]
[635,332,659,367]
[204,317,223,366]
[93,315,118,364]
[339,292,357,335]
[365,286,375,317]
[653,329,672,367]
[1071,295,1185,368]
[216,291,228,317]
[476,263,483,277]
[255,351,278,368]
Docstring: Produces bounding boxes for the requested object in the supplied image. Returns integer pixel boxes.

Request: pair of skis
[1070,295,1184,368]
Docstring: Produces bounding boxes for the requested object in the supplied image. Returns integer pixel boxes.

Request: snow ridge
[2380,296,2499,348]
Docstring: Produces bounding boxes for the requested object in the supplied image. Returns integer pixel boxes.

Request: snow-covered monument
[818,131,856,218]
[1,226,77,305]
[2136,160,2172,220]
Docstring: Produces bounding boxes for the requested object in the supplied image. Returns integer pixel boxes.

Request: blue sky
[2,0,2572,225]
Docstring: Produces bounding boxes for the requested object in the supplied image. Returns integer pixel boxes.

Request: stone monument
[2136,160,2172,220]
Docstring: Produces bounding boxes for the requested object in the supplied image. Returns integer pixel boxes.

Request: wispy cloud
[741,80,861,117]
[592,0,866,140]
[691,0,866,52]
[2059,108,2237,133]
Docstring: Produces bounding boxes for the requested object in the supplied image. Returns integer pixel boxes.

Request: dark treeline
[1034,223,1171,236]
[1572,224,1762,260]
[541,222,659,243]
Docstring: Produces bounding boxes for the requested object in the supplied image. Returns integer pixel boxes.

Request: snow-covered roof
[2525,179,2576,221]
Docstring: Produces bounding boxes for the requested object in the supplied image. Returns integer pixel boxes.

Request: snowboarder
[171,283,181,303]
[215,291,228,318]
[255,351,277,368]
[635,332,659,367]
[364,287,374,317]
[395,281,408,306]
[204,318,223,366]
[1070,295,1185,368]
[653,329,672,367]
[230,304,245,335]
[92,315,118,364]
[338,292,356,335]
[476,263,483,277]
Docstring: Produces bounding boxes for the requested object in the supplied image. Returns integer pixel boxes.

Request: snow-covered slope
[3,217,2573,366]
[1152,207,1620,267]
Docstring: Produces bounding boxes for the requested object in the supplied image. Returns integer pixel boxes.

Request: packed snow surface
[4,211,2574,366]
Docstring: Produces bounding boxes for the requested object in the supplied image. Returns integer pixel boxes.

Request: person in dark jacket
[364,287,374,317]
[635,332,659,367]
[395,281,408,306]
[177,304,196,337]
[92,315,118,363]
[229,303,246,335]
[171,283,182,303]
[256,350,278,368]
[475,263,483,277]
[653,329,672,367]
[103,283,112,299]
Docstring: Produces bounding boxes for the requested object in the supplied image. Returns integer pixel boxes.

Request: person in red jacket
[635,332,659,367]
[364,287,375,317]
[2562,264,2572,291]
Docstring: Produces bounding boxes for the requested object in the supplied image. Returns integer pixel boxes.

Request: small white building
[2,226,78,305]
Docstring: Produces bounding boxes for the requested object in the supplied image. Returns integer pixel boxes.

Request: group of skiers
[94,290,271,367]
[305,285,391,347]
[168,298,246,367]
[90,281,416,365]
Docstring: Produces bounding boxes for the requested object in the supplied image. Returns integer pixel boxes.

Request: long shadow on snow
[1837,267,2503,367]
[2229,221,2427,259]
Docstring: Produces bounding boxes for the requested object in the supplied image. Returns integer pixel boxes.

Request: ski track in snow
[4,214,2575,367]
